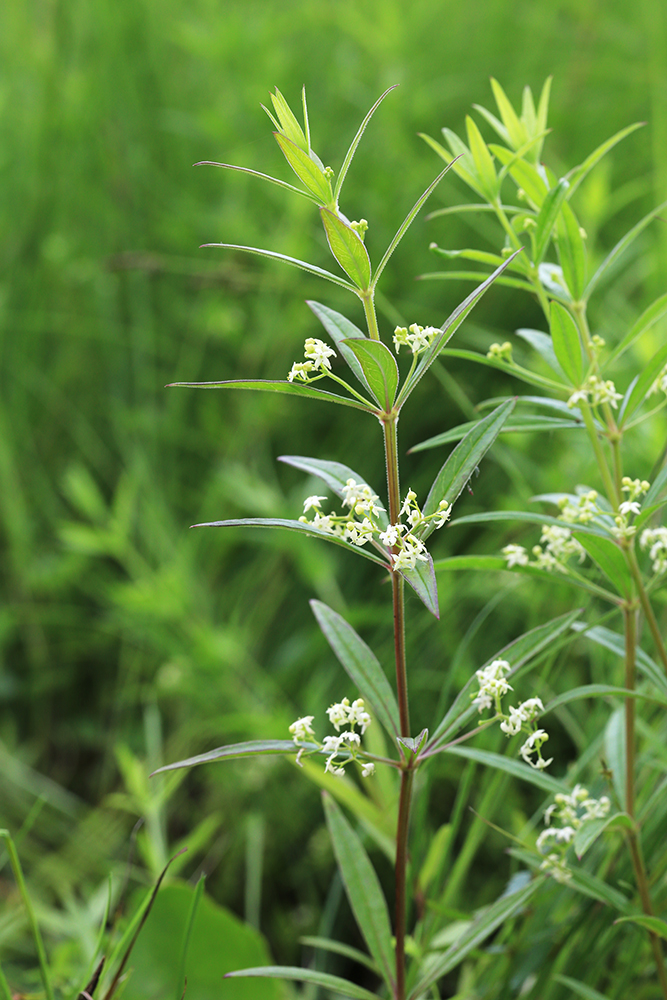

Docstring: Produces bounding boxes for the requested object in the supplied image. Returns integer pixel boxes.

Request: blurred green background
[1,0,666,987]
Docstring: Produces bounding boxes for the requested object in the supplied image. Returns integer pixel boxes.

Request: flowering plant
[155,81,667,998]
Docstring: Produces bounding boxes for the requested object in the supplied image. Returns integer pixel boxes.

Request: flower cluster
[472,659,552,770]
[648,363,667,397]
[289,697,375,777]
[287,338,337,382]
[640,526,667,575]
[299,483,450,572]
[567,375,622,410]
[537,784,610,883]
[486,341,513,362]
[502,523,585,574]
[392,323,439,355]
[612,477,651,539]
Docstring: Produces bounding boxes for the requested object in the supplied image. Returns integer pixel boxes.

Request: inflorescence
[471,658,552,770]
[289,697,375,777]
[537,784,610,883]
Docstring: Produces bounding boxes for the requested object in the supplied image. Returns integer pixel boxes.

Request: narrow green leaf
[226,966,381,1000]
[344,338,398,409]
[398,553,440,618]
[400,251,524,403]
[550,302,584,385]
[372,163,456,287]
[515,327,565,376]
[510,845,631,911]
[191,517,389,566]
[574,812,635,859]
[418,133,481,196]
[270,88,308,150]
[619,341,667,426]
[199,242,357,292]
[441,747,566,793]
[491,146,547,207]
[577,534,631,596]
[571,622,667,699]
[605,707,626,805]
[307,300,373,394]
[586,198,667,297]
[490,78,527,149]
[152,740,306,775]
[426,202,523,219]
[334,86,398,203]
[533,178,570,264]
[323,795,395,991]
[420,400,516,542]
[565,122,644,198]
[471,103,510,145]
[278,455,389,530]
[320,208,372,290]
[556,200,587,300]
[409,879,540,998]
[465,115,499,200]
[608,291,667,363]
[434,347,567,393]
[195,161,319,202]
[545,684,664,714]
[554,974,614,1000]
[614,916,667,941]
[433,555,619,603]
[411,413,582,451]
[420,269,533,292]
[167,378,374,413]
[450,509,612,539]
[538,261,573,303]
[429,246,510,269]
[310,601,400,737]
[643,461,667,507]
[275,133,333,203]
[536,77,552,140]
[299,937,379,974]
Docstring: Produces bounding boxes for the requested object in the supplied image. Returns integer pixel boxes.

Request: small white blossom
[304,337,337,370]
[327,698,351,732]
[361,761,375,777]
[619,500,641,517]
[347,698,372,733]
[648,364,667,396]
[640,527,667,574]
[519,729,552,769]
[393,324,438,355]
[379,524,403,547]
[567,375,623,410]
[473,659,512,713]
[289,716,315,744]
[340,730,361,747]
[288,361,316,382]
[303,495,327,513]
[502,544,529,567]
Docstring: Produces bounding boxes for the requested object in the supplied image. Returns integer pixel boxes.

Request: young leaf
[409,878,540,998]
[307,300,374,394]
[335,85,398,203]
[323,794,396,992]
[320,208,372,290]
[269,88,308,150]
[278,455,389,530]
[410,413,583,451]
[226,966,382,1000]
[533,178,570,265]
[275,133,333,204]
[465,115,499,201]
[167,379,375,414]
[585,198,667,297]
[191,518,389,567]
[199,243,358,293]
[419,132,481,196]
[577,535,631,596]
[450,509,612,540]
[490,78,527,149]
[565,122,644,198]
[398,553,439,618]
[151,740,308,775]
[573,812,634,859]
[419,399,516,541]
[310,600,400,737]
[614,916,667,942]
[299,937,380,974]
[514,327,565,377]
[550,301,584,386]
[571,622,667,699]
[556,200,587,300]
[343,338,399,409]
[491,146,547,207]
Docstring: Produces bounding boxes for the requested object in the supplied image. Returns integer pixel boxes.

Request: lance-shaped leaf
[614,916,667,942]
[199,243,357,293]
[433,555,619,604]
[433,346,567,393]
[266,87,308,150]
[419,400,515,542]
[532,178,570,264]
[510,845,631,912]
[307,300,374,394]
[412,413,583,450]
[195,160,320,203]
[320,208,371,290]
[275,133,334,204]
[544,684,664,714]
[398,553,439,618]
[450,509,612,539]
[191,518,389,567]
[465,115,499,201]
[554,975,614,1000]
[442,746,566,793]
[550,301,583,386]
[310,600,400,738]
[608,291,667,364]
[491,146,547,207]
[586,198,667,297]
[556,200,587,300]
[167,379,374,413]
[574,812,634,859]
[565,122,644,198]
[398,251,524,404]
[226,966,382,1000]
[343,338,399,409]
[278,455,389,531]
[335,85,398,203]
[618,341,667,426]
[571,622,667,699]
[577,535,631,597]
[299,936,380,974]
[323,794,395,992]
[151,740,311,775]
[409,878,541,998]
[514,327,566,378]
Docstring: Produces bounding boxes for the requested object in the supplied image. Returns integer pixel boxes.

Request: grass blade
[199,243,358,293]
[334,86,398,203]
[226,965,382,1000]
[194,161,319,202]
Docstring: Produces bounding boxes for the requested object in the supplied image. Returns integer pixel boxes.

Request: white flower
[473,659,512,712]
[618,501,641,517]
[340,730,361,747]
[327,698,351,731]
[304,337,336,371]
[379,524,403,547]
[393,324,438,355]
[582,796,610,820]
[288,361,316,382]
[289,716,315,743]
[500,705,525,736]
[361,761,375,777]
[295,748,305,767]
[648,364,667,396]
[322,735,343,753]
[400,489,418,516]
[347,698,371,733]
[432,500,451,529]
[567,376,623,410]
[640,527,667,574]
[502,544,529,567]
[303,495,327,513]
[519,729,552,769]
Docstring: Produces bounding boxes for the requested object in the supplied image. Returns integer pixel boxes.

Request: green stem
[0,830,55,1000]
[580,402,620,507]
[361,290,381,341]
[395,769,414,1000]
[627,547,667,674]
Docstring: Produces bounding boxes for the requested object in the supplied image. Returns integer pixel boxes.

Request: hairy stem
[361,290,381,341]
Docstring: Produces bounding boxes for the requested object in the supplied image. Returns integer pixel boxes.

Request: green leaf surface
[491,146,547,207]
[514,327,565,377]
[420,399,515,542]
[607,291,667,363]
[545,684,665,714]
[334,86,398,202]
[195,161,319,203]
[226,966,381,1000]
[278,455,389,530]
[299,937,379,974]
[465,115,498,200]
[167,378,374,413]
[533,178,570,264]
[320,208,372,289]
[398,553,440,618]
[586,198,667,297]
[307,300,373,394]
[199,243,357,292]
[344,338,399,409]
[577,535,631,596]
[419,269,533,292]
[441,746,567,793]
[191,517,389,566]
[510,846,631,912]
[619,341,667,426]
[411,413,582,450]
[433,556,619,603]
[450,509,612,539]
[643,461,667,508]
[556,200,587,300]
[434,347,566,392]
[310,601,400,737]
[275,132,333,203]
[400,251,524,403]
[490,78,527,149]
[270,88,308,149]
[409,878,541,998]
[574,812,634,859]
[571,623,667,699]
[151,740,306,775]
[554,974,613,1000]
[323,795,395,990]
[550,301,584,385]
[614,916,667,941]
[538,262,573,303]
[565,122,644,197]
